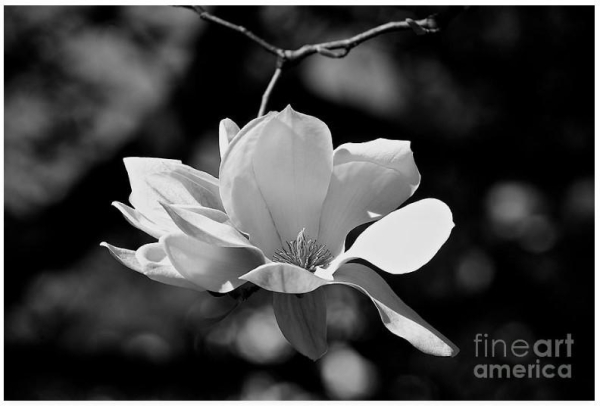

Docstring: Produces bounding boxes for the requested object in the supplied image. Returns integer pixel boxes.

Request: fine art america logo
[474,333,573,379]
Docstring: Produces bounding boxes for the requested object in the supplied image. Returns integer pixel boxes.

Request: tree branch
[178,6,467,116]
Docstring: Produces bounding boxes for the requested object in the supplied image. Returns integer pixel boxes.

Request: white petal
[161,203,260,250]
[161,233,265,293]
[334,263,458,356]
[124,157,222,230]
[101,242,201,290]
[219,118,240,159]
[239,259,458,356]
[101,242,143,272]
[166,167,223,210]
[319,139,420,256]
[240,262,331,294]
[273,290,328,361]
[343,199,454,275]
[112,201,176,239]
[170,204,231,223]
[135,242,205,290]
[146,172,223,212]
[219,112,283,257]
[252,106,333,242]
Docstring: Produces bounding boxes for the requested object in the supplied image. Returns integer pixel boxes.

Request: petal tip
[219,118,240,148]
[436,341,460,357]
[306,346,328,361]
[100,241,120,255]
[278,104,298,121]
[157,200,181,219]
[422,198,454,224]
[122,156,139,167]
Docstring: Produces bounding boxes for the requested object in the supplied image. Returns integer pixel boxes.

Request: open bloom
[102,106,458,360]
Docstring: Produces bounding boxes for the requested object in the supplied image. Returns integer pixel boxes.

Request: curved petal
[101,242,143,272]
[334,263,458,356]
[146,172,223,212]
[100,242,201,290]
[252,106,333,242]
[219,118,240,159]
[318,139,420,256]
[112,201,176,239]
[219,112,283,258]
[160,202,260,250]
[124,158,222,230]
[170,204,231,223]
[161,233,265,293]
[273,289,328,361]
[124,157,181,227]
[341,199,454,275]
[239,259,457,356]
[170,204,249,238]
[165,167,223,211]
[240,262,332,294]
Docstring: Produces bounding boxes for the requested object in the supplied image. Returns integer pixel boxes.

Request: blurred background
[4,5,594,400]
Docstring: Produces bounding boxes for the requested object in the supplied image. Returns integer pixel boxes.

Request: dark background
[4,5,594,400]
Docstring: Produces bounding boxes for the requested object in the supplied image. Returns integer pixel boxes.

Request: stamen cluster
[273,228,333,272]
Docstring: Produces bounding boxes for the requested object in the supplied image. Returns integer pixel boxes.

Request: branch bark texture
[178,6,466,115]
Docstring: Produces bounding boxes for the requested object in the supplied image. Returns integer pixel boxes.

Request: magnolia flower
[102,106,459,360]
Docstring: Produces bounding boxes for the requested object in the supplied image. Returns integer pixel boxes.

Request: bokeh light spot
[326,285,366,340]
[122,332,172,364]
[455,249,495,294]
[239,372,313,400]
[234,307,294,364]
[320,344,378,399]
[562,177,594,223]
[518,214,558,253]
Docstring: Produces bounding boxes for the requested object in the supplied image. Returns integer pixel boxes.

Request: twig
[258,66,283,117]
[177,6,284,57]
[283,16,440,63]
[177,6,467,116]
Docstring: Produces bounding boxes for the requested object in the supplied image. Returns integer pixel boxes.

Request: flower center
[272,228,334,272]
